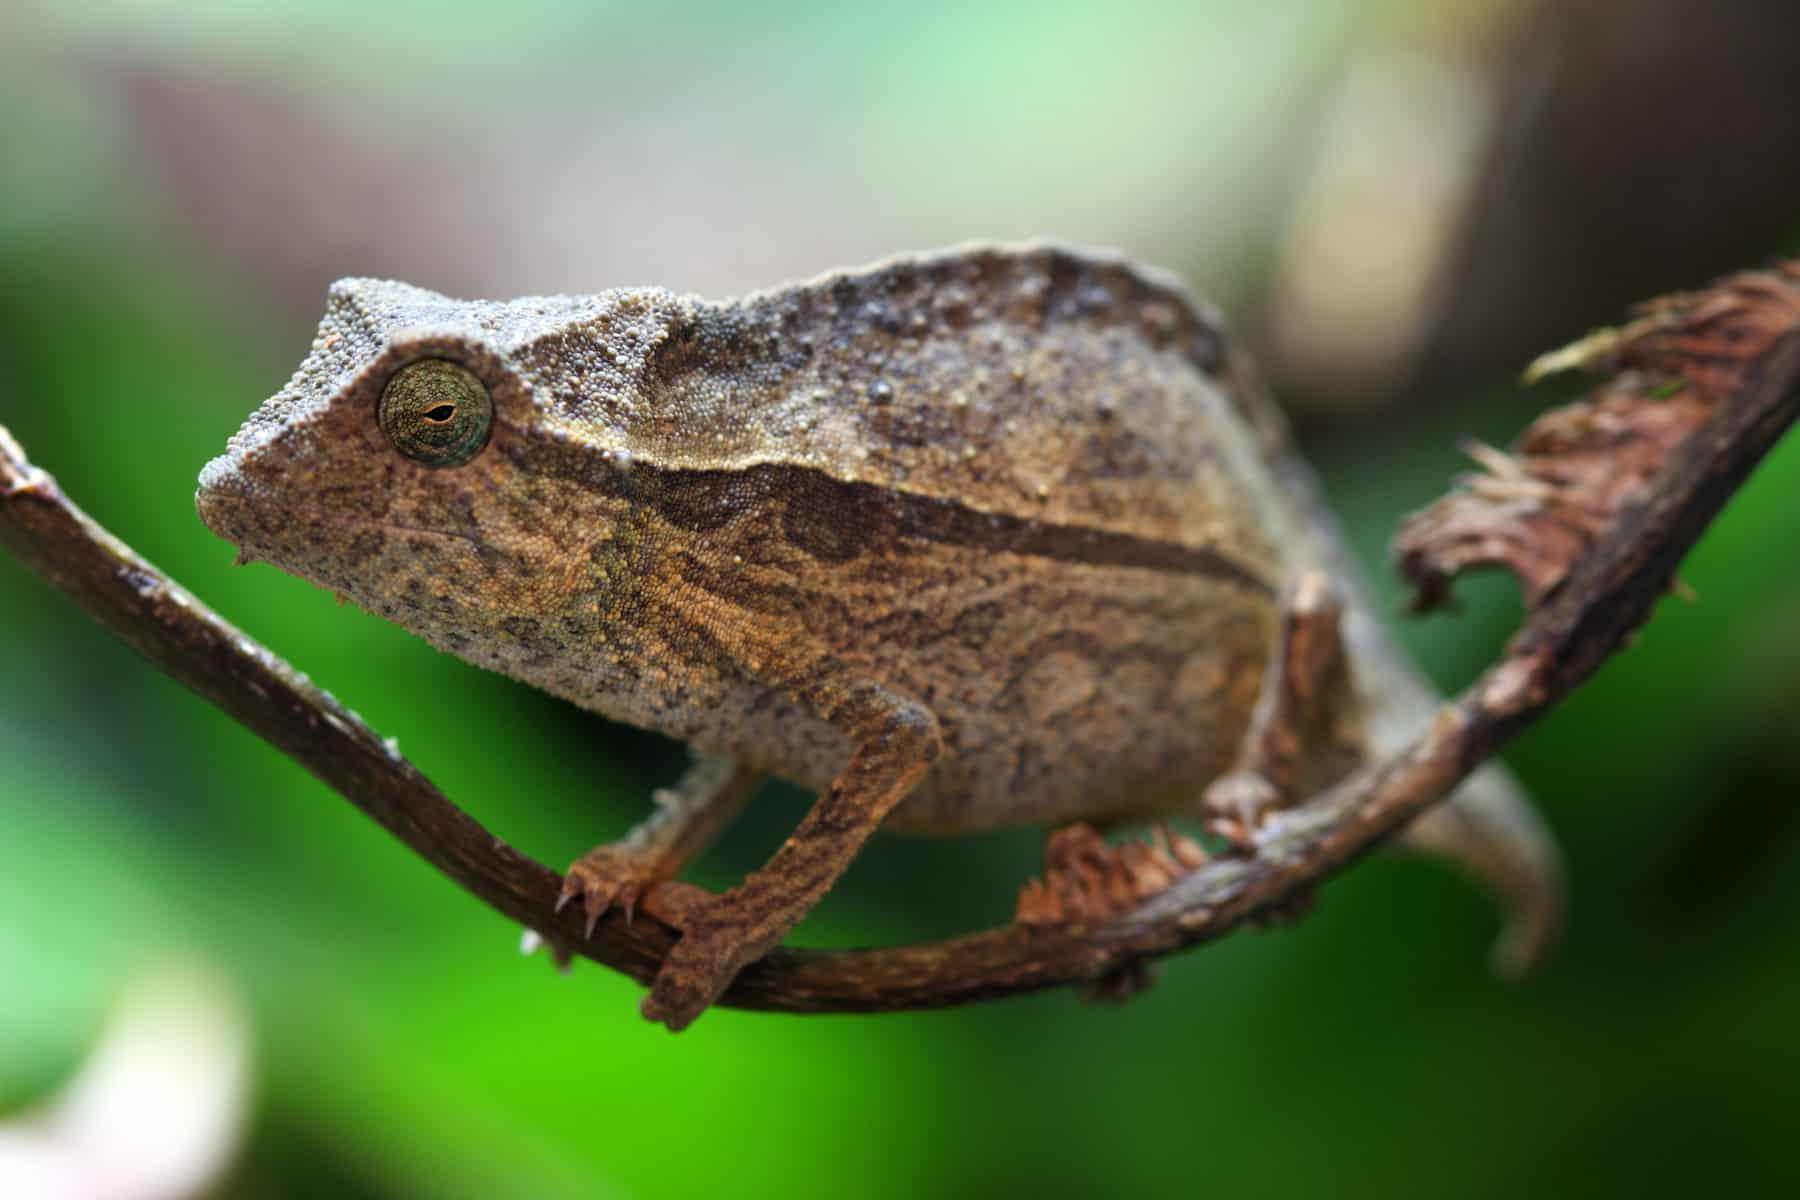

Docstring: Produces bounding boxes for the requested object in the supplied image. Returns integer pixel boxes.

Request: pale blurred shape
[1268,49,1495,404]
[0,1130,88,1197]
[0,967,251,1200]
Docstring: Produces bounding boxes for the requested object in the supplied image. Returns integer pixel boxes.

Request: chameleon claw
[1201,769,1283,853]
[581,883,619,939]
[561,846,659,939]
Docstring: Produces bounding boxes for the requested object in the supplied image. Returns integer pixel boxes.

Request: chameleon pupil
[379,359,492,467]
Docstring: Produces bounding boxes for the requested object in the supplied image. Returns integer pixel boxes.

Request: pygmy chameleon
[197,244,1560,1030]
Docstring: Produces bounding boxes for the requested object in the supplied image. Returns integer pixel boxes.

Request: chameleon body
[198,244,1559,1029]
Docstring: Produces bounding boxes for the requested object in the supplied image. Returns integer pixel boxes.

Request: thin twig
[5,265,1798,1016]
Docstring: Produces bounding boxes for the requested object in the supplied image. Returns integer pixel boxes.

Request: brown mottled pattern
[195,244,1305,834]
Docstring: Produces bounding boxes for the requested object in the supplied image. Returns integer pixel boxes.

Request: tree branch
[6,262,1798,1016]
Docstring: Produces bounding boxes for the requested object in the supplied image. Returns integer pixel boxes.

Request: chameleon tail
[1393,761,1564,976]
[1221,343,1565,973]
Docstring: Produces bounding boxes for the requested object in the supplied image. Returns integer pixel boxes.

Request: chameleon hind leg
[558,754,763,933]
[1011,570,1351,929]
[1202,569,1351,849]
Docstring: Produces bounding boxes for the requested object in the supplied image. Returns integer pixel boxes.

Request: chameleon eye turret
[378,358,493,467]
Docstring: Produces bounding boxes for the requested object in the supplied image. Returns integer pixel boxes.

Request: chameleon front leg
[641,681,942,1031]
[558,754,764,932]
[1202,569,1348,848]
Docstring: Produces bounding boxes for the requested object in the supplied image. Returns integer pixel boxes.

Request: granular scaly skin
[198,244,1297,827]
[196,243,1546,1027]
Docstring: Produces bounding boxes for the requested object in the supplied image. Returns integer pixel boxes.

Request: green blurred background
[5,1,1800,1195]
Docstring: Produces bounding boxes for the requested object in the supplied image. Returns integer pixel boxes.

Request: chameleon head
[196,278,642,667]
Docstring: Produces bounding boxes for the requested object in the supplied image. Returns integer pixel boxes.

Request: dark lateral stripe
[874,475,1271,591]
[517,442,1272,593]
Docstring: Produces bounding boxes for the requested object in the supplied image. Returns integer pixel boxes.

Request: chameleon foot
[640,939,733,1031]
[639,893,770,1032]
[1015,823,1208,929]
[556,756,762,940]
[1199,571,1349,852]
[557,845,662,936]
[1201,769,1284,852]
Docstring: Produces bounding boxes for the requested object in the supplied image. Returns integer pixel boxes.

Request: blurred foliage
[5,2,1800,1197]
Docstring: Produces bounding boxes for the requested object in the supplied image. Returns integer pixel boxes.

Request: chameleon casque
[196,243,1559,1029]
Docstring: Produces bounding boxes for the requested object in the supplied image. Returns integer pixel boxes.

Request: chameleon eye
[378,359,493,467]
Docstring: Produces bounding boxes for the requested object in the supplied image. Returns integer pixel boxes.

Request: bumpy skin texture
[197,244,1549,1026]
[199,246,1306,825]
